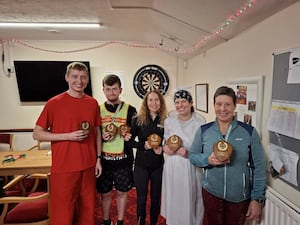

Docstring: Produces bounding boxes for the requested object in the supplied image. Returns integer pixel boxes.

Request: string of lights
[0,0,256,55]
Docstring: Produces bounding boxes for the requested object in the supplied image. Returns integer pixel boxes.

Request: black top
[127,114,164,169]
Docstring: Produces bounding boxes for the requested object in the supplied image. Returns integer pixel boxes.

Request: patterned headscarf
[173,89,193,103]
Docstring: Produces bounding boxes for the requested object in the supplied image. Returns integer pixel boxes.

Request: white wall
[0,42,183,130]
[182,2,300,208]
[0,42,185,149]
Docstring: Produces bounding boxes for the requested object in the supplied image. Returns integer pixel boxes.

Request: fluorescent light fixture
[0,22,101,28]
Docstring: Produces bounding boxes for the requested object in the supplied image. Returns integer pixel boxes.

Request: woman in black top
[127,90,167,225]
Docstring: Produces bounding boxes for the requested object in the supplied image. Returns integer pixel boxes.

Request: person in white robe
[161,89,206,225]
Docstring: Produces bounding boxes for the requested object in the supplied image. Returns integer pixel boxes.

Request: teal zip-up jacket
[189,118,266,202]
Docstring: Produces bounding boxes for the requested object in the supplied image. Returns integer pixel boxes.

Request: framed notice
[195,83,208,113]
[227,76,264,136]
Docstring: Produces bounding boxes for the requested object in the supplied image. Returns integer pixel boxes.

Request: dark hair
[66,62,88,75]
[173,89,193,103]
[173,89,195,113]
[213,86,237,106]
[102,74,122,87]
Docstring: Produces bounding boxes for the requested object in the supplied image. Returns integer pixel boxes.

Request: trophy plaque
[104,123,118,138]
[167,135,182,152]
[213,140,233,162]
[147,133,162,149]
[79,121,90,135]
[118,124,131,137]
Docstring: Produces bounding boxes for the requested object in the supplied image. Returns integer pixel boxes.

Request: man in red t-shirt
[33,62,102,225]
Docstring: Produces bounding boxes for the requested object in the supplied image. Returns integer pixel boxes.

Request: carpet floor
[95,188,166,225]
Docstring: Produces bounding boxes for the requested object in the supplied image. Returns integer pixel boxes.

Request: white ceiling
[0,0,299,59]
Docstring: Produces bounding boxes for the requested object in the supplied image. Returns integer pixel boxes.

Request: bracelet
[97,155,101,159]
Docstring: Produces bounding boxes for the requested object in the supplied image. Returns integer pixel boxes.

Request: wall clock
[133,64,169,98]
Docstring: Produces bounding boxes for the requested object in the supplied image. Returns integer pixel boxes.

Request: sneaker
[101,219,113,225]
[115,220,124,225]
[137,216,145,225]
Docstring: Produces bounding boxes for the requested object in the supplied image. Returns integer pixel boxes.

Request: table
[0,150,51,176]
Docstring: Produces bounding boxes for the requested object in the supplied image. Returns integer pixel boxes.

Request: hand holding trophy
[104,123,118,140]
[213,140,233,162]
[118,124,131,138]
[166,135,182,152]
[147,133,162,149]
[79,121,90,136]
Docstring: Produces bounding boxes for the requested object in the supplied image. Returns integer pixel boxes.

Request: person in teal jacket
[189,86,266,225]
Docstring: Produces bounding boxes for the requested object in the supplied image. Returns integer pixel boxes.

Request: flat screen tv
[14,61,93,102]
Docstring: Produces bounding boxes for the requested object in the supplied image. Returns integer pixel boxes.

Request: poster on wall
[227,76,264,136]
[288,47,300,84]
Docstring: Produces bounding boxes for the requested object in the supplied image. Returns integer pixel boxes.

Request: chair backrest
[27,141,51,151]
[0,173,50,225]
[0,134,14,151]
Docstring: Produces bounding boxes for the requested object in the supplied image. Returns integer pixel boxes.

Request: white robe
[161,112,206,225]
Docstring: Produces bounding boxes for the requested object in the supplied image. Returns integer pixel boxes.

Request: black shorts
[96,165,133,193]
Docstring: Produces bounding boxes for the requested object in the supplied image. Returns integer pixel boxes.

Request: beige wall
[0,42,184,149]
[0,1,299,208]
[182,2,300,208]
[0,43,183,130]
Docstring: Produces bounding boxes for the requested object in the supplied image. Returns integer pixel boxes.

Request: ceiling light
[0,22,101,28]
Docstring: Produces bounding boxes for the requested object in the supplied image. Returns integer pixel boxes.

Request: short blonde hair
[66,62,88,75]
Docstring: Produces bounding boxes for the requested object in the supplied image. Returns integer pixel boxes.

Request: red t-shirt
[36,92,101,173]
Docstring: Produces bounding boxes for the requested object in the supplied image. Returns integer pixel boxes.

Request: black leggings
[133,164,163,225]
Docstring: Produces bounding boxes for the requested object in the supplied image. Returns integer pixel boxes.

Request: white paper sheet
[269,143,299,186]
[268,100,300,140]
[288,48,300,84]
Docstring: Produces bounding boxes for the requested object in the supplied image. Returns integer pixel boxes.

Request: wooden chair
[0,134,14,151]
[27,141,51,151]
[0,173,50,225]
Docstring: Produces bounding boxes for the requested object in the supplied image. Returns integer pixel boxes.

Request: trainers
[101,219,113,225]
[137,216,145,225]
[115,220,124,225]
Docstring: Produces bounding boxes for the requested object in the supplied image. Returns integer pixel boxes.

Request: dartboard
[133,64,169,98]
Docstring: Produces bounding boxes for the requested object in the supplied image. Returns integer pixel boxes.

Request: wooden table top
[0,150,51,176]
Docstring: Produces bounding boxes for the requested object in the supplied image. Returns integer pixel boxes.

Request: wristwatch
[254,198,266,207]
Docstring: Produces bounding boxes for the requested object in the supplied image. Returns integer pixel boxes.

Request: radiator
[246,187,300,225]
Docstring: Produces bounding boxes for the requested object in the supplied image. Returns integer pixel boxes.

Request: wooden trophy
[167,135,182,152]
[213,140,233,162]
[147,133,162,149]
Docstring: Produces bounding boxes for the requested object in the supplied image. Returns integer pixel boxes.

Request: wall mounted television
[14,61,93,102]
